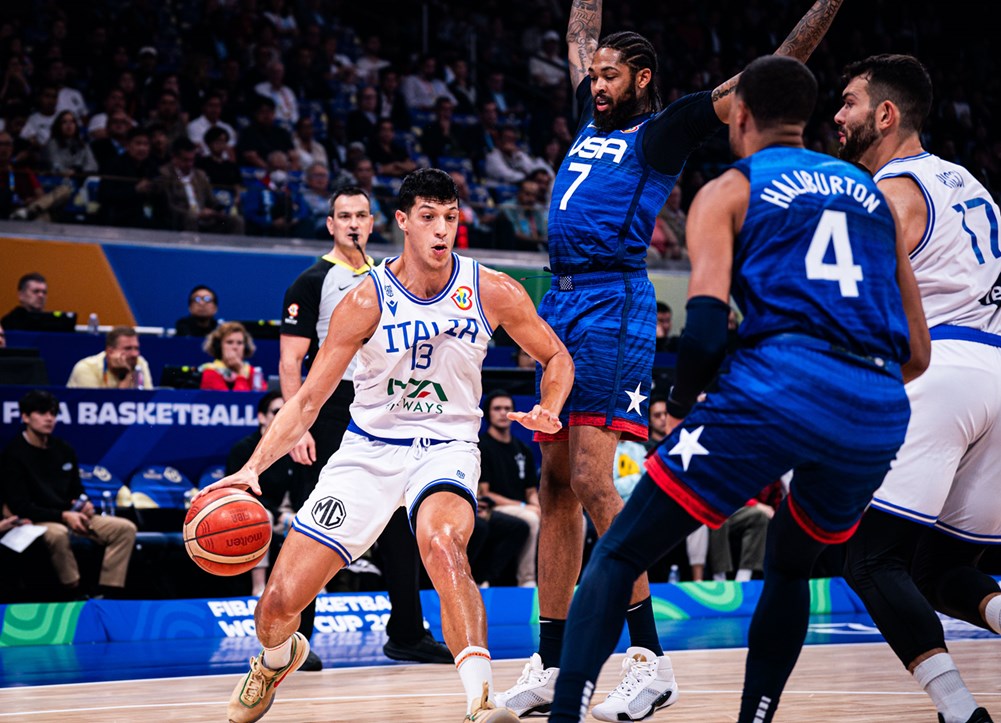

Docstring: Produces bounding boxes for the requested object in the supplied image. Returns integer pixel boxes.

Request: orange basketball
[183,488,272,576]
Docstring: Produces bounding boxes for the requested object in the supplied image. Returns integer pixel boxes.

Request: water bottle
[668,564,680,584]
[102,490,116,516]
[70,493,89,512]
[252,365,265,391]
[87,312,99,334]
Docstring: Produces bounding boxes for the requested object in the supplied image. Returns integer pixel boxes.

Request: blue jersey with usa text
[546,81,719,274]
[732,146,910,362]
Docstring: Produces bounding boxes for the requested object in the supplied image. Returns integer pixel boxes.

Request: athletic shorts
[645,337,910,544]
[291,429,480,563]
[870,336,1001,543]
[535,269,655,443]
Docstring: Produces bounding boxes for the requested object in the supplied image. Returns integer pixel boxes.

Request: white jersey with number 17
[875,152,1001,333]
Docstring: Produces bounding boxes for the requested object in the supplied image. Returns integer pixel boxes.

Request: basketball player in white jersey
[836,54,1001,723]
[279,185,452,667]
[200,168,574,723]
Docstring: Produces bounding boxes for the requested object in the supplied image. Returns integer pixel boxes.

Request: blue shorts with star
[535,269,656,443]
[645,338,911,543]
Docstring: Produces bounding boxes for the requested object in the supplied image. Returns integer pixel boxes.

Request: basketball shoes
[494,653,558,716]
[227,632,310,723]
[590,647,678,722]
[465,682,521,722]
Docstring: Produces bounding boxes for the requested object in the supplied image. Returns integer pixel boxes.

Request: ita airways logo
[286,303,299,318]
[451,286,474,310]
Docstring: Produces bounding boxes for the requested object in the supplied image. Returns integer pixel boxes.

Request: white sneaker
[494,653,557,717]
[590,647,679,722]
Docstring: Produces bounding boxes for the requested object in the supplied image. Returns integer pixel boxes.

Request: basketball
[182,488,272,576]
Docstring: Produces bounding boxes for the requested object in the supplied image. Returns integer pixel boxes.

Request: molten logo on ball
[183,488,272,576]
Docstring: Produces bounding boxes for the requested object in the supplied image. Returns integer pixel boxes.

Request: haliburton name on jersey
[761,170,883,211]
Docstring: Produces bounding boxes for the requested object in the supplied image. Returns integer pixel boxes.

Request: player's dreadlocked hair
[598,31,662,112]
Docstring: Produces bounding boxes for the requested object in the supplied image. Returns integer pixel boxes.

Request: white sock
[712,572,727,581]
[912,653,978,723]
[735,569,753,582]
[262,636,293,670]
[455,645,492,713]
[983,593,1001,634]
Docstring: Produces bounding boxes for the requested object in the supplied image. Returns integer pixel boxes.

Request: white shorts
[291,431,480,563]
[870,339,1001,543]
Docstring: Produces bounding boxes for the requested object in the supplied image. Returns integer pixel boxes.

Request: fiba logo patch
[451,285,473,310]
[287,303,299,318]
[312,496,347,529]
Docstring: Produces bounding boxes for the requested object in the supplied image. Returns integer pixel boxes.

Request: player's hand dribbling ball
[183,488,272,576]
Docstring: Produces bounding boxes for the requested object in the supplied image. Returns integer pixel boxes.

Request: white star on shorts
[625,383,647,414]
[668,426,710,471]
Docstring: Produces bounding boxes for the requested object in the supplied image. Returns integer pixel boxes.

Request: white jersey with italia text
[350,253,493,442]
[874,152,1001,333]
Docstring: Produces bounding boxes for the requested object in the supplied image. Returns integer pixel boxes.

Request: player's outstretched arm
[479,267,574,434]
[567,0,601,88]
[710,0,845,122]
[197,280,380,499]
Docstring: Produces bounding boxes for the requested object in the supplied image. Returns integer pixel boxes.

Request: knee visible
[111,517,137,541]
[256,585,297,625]
[42,523,71,546]
[842,540,880,590]
[421,530,467,573]
[569,472,618,512]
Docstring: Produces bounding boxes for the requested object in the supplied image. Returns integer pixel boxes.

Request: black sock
[738,503,824,723]
[538,616,566,669]
[626,596,663,656]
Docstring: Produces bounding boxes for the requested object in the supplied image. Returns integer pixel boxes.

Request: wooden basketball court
[2,639,997,722]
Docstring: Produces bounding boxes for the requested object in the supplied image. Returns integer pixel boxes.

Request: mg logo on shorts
[312,496,346,529]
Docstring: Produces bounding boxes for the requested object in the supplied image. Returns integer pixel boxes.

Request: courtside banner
[0,582,867,647]
[0,386,262,482]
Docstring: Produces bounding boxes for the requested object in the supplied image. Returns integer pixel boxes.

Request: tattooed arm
[567,0,601,88]
[709,0,845,122]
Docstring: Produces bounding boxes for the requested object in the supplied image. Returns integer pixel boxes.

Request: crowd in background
[0,0,998,259]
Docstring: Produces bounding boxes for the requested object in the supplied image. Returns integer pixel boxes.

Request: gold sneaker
[465,681,520,722]
[228,632,311,723]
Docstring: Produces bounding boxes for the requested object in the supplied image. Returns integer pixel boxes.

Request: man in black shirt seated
[1,272,58,331]
[174,285,220,338]
[477,390,541,587]
[0,390,137,599]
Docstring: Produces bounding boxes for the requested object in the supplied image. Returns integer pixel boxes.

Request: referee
[279,185,450,667]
